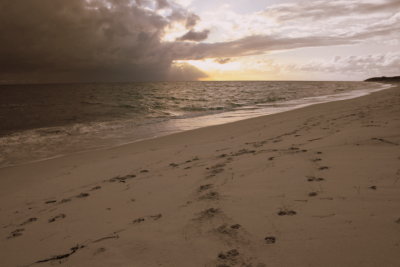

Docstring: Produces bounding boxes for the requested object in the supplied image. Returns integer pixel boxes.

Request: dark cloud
[214,58,231,64]
[177,29,210,41]
[0,0,398,83]
[0,0,204,83]
[156,0,170,9]
[168,62,208,81]
[170,35,356,60]
[185,13,200,29]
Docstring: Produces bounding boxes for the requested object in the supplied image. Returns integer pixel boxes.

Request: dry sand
[1,83,399,267]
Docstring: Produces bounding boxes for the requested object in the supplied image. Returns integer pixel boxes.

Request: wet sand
[0,83,399,267]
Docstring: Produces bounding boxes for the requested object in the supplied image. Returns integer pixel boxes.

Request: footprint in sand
[132,218,145,224]
[207,163,226,177]
[108,174,136,183]
[7,228,24,239]
[311,158,322,162]
[264,236,276,244]
[318,166,329,170]
[197,208,220,220]
[306,176,325,182]
[148,214,162,220]
[216,224,241,236]
[76,192,90,198]
[20,217,38,226]
[59,198,72,204]
[308,192,318,197]
[132,214,162,224]
[48,214,66,223]
[199,191,219,200]
[231,149,256,157]
[277,209,297,216]
[218,249,239,260]
[198,184,213,192]
[216,249,242,266]
[90,186,102,191]
[186,156,200,163]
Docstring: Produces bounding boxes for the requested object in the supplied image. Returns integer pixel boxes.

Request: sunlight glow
[162,23,189,42]
[173,58,280,81]
[175,59,241,71]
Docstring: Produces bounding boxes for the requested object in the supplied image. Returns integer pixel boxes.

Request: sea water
[0,81,391,168]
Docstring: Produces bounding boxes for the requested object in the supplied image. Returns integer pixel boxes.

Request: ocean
[0,81,390,168]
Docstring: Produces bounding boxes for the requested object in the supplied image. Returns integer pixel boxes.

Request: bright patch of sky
[170,0,400,81]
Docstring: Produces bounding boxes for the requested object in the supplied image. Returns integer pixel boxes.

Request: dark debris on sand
[35,244,85,264]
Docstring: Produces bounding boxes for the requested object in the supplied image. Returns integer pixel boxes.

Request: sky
[0,0,399,83]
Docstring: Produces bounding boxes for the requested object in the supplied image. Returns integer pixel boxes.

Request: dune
[0,83,399,267]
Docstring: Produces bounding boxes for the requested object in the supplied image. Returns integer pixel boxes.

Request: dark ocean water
[0,81,390,167]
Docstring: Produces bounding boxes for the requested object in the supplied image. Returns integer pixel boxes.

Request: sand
[0,83,399,267]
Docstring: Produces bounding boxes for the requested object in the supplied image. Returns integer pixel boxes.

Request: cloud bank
[0,0,207,82]
[0,0,398,83]
[294,52,400,78]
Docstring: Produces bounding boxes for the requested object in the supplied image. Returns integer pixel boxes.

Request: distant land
[365,76,400,82]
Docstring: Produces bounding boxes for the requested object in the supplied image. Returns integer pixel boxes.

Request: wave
[1,81,391,168]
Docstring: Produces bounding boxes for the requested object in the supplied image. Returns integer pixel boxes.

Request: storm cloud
[177,29,210,42]
[0,0,399,83]
[0,0,206,83]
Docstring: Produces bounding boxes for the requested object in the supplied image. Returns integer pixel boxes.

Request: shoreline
[0,83,399,266]
[0,81,392,170]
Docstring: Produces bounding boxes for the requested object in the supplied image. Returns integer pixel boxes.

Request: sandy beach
[0,83,399,267]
